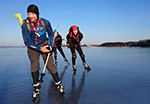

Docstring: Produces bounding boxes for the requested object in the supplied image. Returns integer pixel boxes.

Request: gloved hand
[41,45,52,53]
[46,46,54,54]
[46,46,52,51]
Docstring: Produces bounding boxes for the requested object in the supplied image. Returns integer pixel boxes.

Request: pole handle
[42,53,50,73]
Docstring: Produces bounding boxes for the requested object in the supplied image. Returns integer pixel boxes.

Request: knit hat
[27,4,39,18]
[72,25,78,31]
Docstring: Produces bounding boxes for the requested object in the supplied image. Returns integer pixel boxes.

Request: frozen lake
[0,47,150,104]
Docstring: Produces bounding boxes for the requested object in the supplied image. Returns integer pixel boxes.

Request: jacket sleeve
[45,19,54,47]
[21,23,42,51]
[79,33,83,42]
[66,34,70,44]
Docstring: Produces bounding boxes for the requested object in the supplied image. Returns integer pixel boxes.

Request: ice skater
[21,4,65,102]
[53,29,69,66]
[66,25,91,72]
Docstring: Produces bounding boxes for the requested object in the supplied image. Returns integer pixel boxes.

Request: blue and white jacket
[21,18,54,51]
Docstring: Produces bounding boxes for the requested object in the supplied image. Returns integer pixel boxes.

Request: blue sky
[0,0,150,46]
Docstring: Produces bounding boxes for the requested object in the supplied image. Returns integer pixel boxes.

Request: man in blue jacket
[21,4,64,101]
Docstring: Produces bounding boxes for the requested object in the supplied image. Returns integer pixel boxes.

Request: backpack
[24,18,46,33]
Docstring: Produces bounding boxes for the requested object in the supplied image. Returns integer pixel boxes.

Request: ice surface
[0,47,150,104]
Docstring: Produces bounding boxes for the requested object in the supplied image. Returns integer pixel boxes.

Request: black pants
[54,46,66,61]
[70,45,86,65]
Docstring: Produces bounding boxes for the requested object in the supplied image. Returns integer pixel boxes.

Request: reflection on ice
[47,64,90,104]
[0,47,150,104]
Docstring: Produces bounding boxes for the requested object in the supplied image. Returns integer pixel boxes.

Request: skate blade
[73,68,77,72]
[59,88,65,96]
[32,96,40,104]
[60,91,65,96]
[85,67,91,70]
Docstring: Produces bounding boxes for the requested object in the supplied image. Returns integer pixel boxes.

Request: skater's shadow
[47,65,89,104]
[60,64,69,79]
[65,70,89,104]
[47,65,69,103]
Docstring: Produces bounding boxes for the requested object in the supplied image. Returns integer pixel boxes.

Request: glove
[41,45,53,53]
[46,46,52,51]
[46,46,53,53]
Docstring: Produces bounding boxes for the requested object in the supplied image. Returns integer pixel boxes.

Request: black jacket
[66,32,83,45]
[54,34,62,46]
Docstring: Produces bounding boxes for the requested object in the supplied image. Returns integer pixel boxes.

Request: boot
[32,82,40,102]
[73,65,77,73]
[83,62,91,70]
[55,81,65,95]
[64,58,70,65]
[55,60,58,66]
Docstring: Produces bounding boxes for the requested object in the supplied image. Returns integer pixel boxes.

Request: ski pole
[80,43,96,48]
[39,25,59,83]
[39,51,51,83]
[62,39,96,48]
[14,13,24,27]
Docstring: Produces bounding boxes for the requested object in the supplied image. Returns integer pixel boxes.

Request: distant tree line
[100,39,150,47]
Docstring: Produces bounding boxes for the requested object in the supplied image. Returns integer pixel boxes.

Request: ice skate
[55,81,65,95]
[64,58,70,65]
[83,63,91,70]
[55,60,58,66]
[32,83,40,103]
[73,65,77,73]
